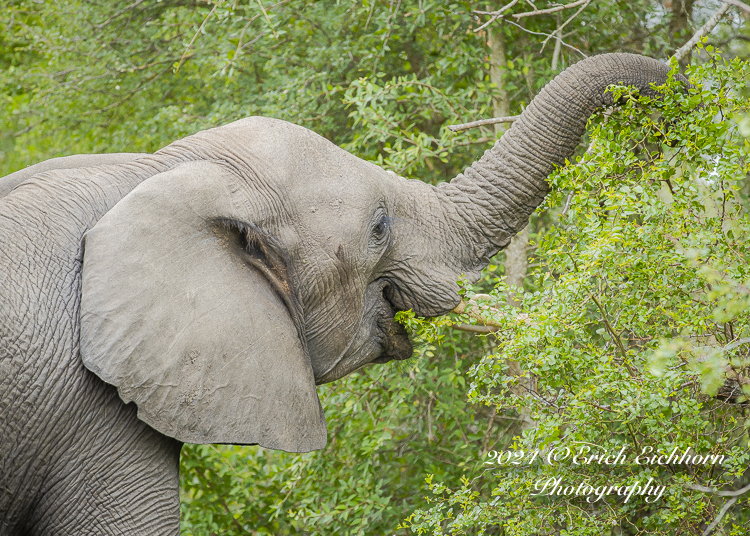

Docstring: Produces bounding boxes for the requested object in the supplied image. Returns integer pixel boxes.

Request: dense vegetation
[405,51,750,535]
[2,1,749,534]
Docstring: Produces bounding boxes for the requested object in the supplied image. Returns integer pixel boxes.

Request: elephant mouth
[314,280,413,384]
[367,280,413,365]
[370,302,412,364]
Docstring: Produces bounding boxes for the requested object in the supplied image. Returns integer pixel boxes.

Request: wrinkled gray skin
[0,54,685,534]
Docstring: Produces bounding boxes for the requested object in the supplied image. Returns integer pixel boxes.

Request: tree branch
[513,0,590,19]
[503,18,587,58]
[539,0,590,52]
[95,0,149,29]
[256,0,278,39]
[452,295,535,333]
[474,0,520,32]
[371,0,403,75]
[672,2,732,63]
[176,2,218,72]
[561,191,574,217]
[720,0,750,14]
[687,481,750,497]
[476,0,589,24]
[447,115,520,132]
[684,481,750,535]
[702,497,738,536]
[454,323,498,334]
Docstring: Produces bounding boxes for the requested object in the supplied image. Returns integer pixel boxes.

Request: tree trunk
[489,24,529,305]
[489,24,534,431]
[669,0,696,69]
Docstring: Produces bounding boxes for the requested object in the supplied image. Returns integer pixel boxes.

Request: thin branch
[14,119,46,137]
[475,0,590,32]
[720,0,750,14]
[504,18,587,58]
[481,406,498,454]
[687,481,750,497]
[453,136,494,147]
[176,2,218,72]
[474,0,520,32]
[256,0,278,39]
[672,2,732,63]
[231,0,293,61]
[197,469,245,533]
[371,0,403,75]
[452,295,534,332]
[452,297,505,328]
[448,115,520,132]
[95,0,148,29]
[513,0,590,19]
[539,0,590,52]
[591,294,637,376]
[561,191,574,216]
[702,497,738,536]
[454,323,498,334]
[722,337,750,353]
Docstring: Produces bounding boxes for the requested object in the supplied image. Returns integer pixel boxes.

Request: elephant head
[78,53,684,453]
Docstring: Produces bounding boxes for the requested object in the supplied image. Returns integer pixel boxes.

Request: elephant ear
[80,161,326,452]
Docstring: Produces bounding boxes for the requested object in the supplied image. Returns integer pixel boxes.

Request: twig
[426,393,434,442]
[452,295,534,332]
[687,481,750,497]
[702,497,739,535]
[95,0,148,29]
[672,2,732,63]
[197,469,245,533]
[720,0,750,14]
[481,406,498,454]
[504,18,587,58]
[551,12,563,71]
[448,115,520,132]
[475,0,588,24]
[256,0,278,39]
[454,323,498,334]
[591,294,637,376]
[176,3,218,72]
[539,0,590,51]
[513,0,590,19]
[231,0,292,61]
[364,0,376,30]
[453,136,494,147]
[371,0,403,75]
[474,0,520,32]
[722,337,750,353]
[14,120,45,137]
[561,191,574,216]
[475,0,590,35]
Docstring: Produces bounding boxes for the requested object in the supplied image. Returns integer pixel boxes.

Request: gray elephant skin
[0,54,684,534]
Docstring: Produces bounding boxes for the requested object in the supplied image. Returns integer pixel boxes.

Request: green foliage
[403,51,750,535]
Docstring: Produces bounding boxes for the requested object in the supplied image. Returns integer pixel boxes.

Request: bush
[404,50,750,535]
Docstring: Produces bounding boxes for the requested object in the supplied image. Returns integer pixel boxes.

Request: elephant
[0,53,686,534]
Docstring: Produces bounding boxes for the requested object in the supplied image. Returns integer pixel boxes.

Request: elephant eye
[371,213,390,244]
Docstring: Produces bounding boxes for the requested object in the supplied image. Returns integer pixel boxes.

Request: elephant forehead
[170,116,404,215]
[194,116,363,179]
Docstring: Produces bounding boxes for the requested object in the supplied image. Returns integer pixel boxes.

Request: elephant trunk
[439,53,684,274]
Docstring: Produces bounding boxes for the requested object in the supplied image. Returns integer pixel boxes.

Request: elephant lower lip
[373,316,413,364]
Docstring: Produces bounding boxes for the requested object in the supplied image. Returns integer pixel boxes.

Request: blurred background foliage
[1,0,749,534]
